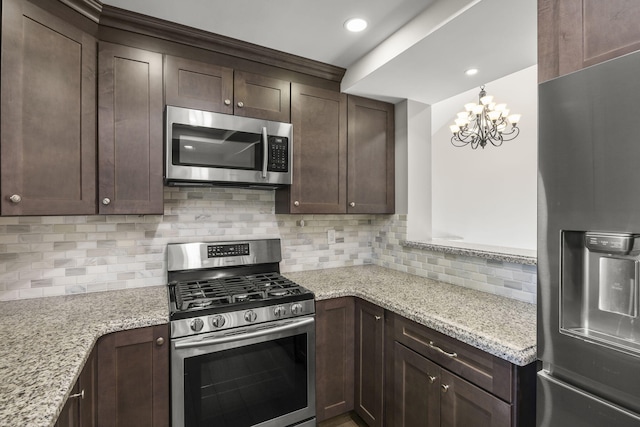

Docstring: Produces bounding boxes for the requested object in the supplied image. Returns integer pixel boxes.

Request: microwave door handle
[174,317,314,349]
[261,126,268,178]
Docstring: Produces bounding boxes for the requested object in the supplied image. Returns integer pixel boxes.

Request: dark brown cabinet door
[355,299,385,427]
[440,370,511,427]
[0,0,96,216]
[98,42,164,215]
[276,84,347,214]
[97,325,169,427]
[394,342,441,427]
[55,345,97,427]
[234,70,291,122]
[56,381,81,427]
[315,297,355,422]
[164,55,234,114]
[347,96,395,214]
[163,56,290,121]
[538,0,640,82]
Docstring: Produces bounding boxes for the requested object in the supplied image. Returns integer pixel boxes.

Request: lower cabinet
[55,346,97,427]
[394,342,511,427]
[318,298,536,427]
[354,299,385,427]
[315,297,355,422]
[96,324,170,427]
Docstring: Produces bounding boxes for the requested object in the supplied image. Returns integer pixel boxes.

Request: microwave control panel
[267,137,289,172]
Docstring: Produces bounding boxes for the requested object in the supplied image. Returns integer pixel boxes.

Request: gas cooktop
[166,239,314,330]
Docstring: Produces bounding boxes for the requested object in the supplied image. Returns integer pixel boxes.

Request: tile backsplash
[0,187,536,303]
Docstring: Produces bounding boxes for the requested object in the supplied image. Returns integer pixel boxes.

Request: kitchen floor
[318,412,368,427]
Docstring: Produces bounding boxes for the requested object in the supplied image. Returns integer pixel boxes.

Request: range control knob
[244,310,257,323]
[290,303,303,315]
[211,315,225,328]
[274,305,286,318]
[190,318,204,332]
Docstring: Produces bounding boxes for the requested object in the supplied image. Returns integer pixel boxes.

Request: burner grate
[174,272,303,311]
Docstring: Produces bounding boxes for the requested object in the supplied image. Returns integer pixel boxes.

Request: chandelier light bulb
[480,95,494,105]
[488,110,501,121]
[508,114,522,124]
[449,85,521,149]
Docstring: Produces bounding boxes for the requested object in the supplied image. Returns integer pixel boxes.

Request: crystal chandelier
[449,86,521,149]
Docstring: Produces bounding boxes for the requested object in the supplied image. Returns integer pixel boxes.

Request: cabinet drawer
[393,314,512,402]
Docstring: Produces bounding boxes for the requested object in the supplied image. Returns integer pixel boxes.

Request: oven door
[171,316,316,427]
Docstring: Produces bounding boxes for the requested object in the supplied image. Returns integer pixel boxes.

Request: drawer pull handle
[69,389,85,400]
[428,375,436,384]
[441,384,449,393]
[428,341,457,358]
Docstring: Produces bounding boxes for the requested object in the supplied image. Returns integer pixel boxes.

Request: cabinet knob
[375,315,381,321]
[237,101,244,108]
[224,99,231,106]
[349,202,356,208]
[293,201,300,207]
[428,375,436,384]
[9,194,21,203]
[156,337,165,346]
[69,389,85,400]
[102,198,111,205]
[441,384,449,393]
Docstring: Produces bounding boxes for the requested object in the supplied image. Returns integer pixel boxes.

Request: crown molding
[59,0,102,22]
[98,5,346,83]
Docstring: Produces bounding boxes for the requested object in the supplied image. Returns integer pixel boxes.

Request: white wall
[430,65,538,250]
[404,65,538,251]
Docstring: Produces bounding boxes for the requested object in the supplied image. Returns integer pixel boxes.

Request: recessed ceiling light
[344,18,367,32]
[465,68,479,76]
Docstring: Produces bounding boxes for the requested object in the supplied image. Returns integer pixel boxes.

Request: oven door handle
[261,126,268,178]
[174,317,314,349]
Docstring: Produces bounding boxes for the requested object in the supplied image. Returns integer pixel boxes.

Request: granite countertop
[0,265,536,427]
[286,265,537,366]
[0,286,169,427]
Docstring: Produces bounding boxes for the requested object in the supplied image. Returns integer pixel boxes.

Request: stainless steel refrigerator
[538,50,640,426]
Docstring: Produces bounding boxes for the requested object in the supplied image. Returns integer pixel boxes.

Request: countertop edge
[401,240,538,265]
[315,289,536,366]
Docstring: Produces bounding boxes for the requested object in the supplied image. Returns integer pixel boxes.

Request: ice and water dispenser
[561,231,640,355]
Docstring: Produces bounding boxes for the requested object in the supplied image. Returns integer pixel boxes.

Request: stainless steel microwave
[164,106,292,188]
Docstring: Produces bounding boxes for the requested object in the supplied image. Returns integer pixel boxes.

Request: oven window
[172,124,262,170]
[183,334,308,427]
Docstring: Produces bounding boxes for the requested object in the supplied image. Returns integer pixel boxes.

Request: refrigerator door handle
[538,370,640,426]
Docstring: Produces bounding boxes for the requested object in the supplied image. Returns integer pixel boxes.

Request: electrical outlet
[327,229,336,245]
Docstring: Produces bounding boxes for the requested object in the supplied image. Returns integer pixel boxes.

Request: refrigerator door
[538,48,640,416]
[537,371,640,427]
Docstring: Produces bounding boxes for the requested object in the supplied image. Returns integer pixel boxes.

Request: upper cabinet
[164,55,291,122]
[538,0,640,82]
[98,42,164,215]
[0,0,97,216]
[276,87,394,214]
[276,83,347,213]
[346,96,395,214]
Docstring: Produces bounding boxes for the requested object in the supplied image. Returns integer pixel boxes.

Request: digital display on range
[207,243,250,258]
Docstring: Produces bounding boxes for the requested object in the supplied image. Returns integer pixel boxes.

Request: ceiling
[102,0,537,105]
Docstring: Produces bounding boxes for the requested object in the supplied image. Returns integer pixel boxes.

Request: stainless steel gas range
[167,239,316,427]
